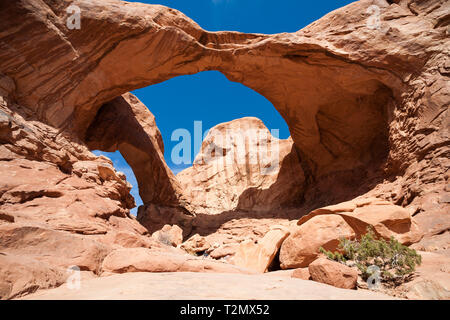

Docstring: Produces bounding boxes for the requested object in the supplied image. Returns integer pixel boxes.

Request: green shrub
[319,227,422,286]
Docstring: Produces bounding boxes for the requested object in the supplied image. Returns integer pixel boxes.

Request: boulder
[291,268,311,280]
[308,258,358,290]
[298,198,423,245]
[209,244,239,260]
[180,234,211,255]
[109,231,157,249]
[232,226,290,273]
[263,270,295,278]
[0,224,110,274]
[0,253,67,300]
[152,224,183,247]
[280,215,355,269]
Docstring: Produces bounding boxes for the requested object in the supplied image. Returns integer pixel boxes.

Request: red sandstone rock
[0,253,67,300]
[101,247,251,275]
[232,226,290,273]
[152,224,184,247]
[291,268,311,280]
[0,0,448,300]
[177,118,304,214]
[180,234,211,255]
[0,224,110,274]
[280,215,355,269]
[309,258,358,290]
[0,0,447,239]
[209,244,239,260]
[298,197,423,245]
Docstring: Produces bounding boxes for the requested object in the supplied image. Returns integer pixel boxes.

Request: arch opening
[131,71,291,175]
[92,150,143,216]
[82,69,393,219]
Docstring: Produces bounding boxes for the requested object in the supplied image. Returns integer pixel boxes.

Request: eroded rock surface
[280,198,422,269]
[309,258,358,290]
[22,272,397,300]
[177,117,304,214]
[0,0,448,299]
[231,226,290,273]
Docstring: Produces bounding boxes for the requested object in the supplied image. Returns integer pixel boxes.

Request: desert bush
[319,227,422,286]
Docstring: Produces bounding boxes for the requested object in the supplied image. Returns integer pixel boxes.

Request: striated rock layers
[177,117,305,214]
[0,90,253,299]
[1,0,447,241]
[0,0,449,298]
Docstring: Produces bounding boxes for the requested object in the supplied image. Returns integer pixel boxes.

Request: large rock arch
[0,0,448,241]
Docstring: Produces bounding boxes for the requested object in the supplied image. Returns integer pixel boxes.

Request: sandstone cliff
[0,0,448,299]
[177,117,305,214]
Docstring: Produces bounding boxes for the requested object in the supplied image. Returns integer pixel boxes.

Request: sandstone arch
[0,0,448,242]
[1,0,401,180]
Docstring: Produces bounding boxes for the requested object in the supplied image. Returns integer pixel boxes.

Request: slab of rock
[101,247,251,275]
[0,253,67,300]
[0,0,448,300]
[21,272,397,300]
[0,224,110,274]
[232,226,290,273]
[309,258,358,290]
[397,252,450,300]
[209,244,239,260]
[280,215,355,269]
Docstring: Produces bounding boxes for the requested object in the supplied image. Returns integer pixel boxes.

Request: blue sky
[95,0,354,214]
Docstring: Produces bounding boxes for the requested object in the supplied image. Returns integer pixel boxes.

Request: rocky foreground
[0,0,449,300]
[22,272,395,300]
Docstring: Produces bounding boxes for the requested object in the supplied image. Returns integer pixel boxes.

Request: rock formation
[231,226,290,273]
[0,0,448,299]
[280,197,422,269]
[308,258,359,290]
[177,117,304,214]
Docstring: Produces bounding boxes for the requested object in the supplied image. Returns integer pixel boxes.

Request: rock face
[308,258,358,290]
[0,0,449,300]
[177,118,304,214]
[0,0,447,237]
[85,92,187,209]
